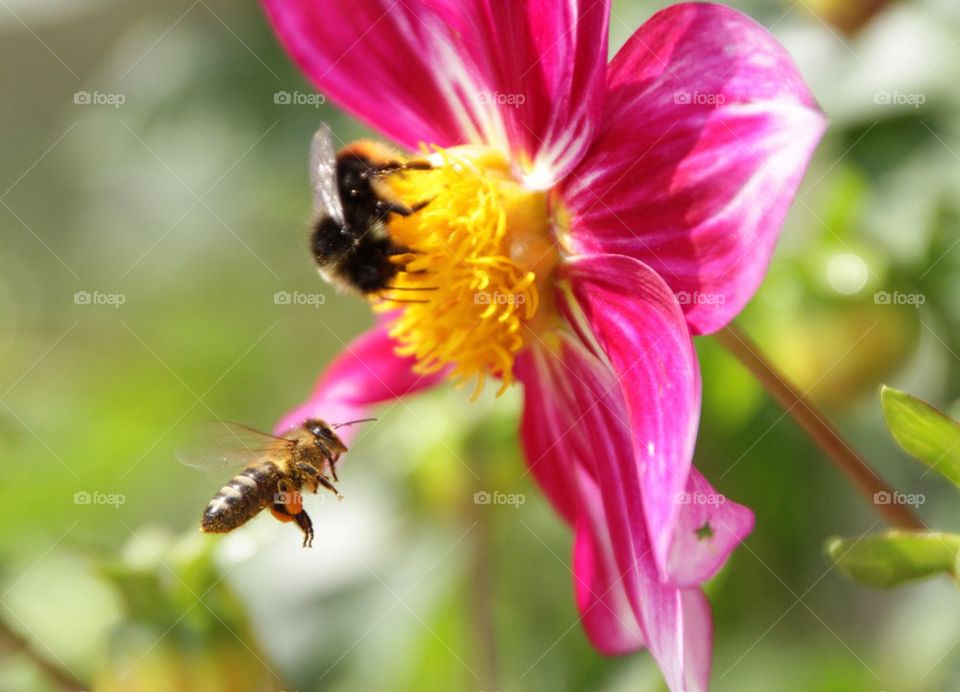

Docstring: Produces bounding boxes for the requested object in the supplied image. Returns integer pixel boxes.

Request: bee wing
[310,123,345,226]
[177,421,293,472]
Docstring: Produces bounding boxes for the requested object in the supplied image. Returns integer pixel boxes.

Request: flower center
[375,145,559,398]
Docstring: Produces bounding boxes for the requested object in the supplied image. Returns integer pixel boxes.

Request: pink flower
[263,1,825,689]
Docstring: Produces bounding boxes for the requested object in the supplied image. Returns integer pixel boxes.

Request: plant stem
[714,324,924,530]
[468,494,498,690]
[0,618,85,691]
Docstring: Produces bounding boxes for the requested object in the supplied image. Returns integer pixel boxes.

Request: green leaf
[881,385,960,489]
[826,532,960,588]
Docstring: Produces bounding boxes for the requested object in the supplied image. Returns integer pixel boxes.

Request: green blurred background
[2,0,960,690]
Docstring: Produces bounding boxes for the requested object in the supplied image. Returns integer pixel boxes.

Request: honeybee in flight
[308,124,433,299]
[182,418,371,547]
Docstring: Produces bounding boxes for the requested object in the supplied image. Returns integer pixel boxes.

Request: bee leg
[380,296,430,304]
[367,160,432,175]
[409,198,433,213]
[295,510,314,548]
[378,198,433,218]
[386,246,422,256]
[375,199,416,219]
[398,160,432,172]
[306,458,340,483]
[295,461,318,478]
[383,285,438,292]
[317,475,342,499]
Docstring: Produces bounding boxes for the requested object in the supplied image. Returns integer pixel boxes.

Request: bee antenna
[383,285,439,291]
[332,417,378,429]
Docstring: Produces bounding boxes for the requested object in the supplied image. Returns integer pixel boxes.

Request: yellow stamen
[375,146,559,398]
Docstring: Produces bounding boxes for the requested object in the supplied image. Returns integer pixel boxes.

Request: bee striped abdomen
[201,463,277,534]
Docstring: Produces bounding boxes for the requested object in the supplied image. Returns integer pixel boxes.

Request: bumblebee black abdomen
[310,216,355,265]
[340,235,403,292]
[200,463,278,534]
[310,146,427,296]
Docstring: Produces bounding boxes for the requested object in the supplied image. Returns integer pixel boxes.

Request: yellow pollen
[375,146,558,398]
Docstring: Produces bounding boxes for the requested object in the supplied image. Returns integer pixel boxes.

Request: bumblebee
[308,124,431,297]
[183,418,369,547]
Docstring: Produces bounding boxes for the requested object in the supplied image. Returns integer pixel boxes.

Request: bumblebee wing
[310,123,345,226]
[177,422,294,472]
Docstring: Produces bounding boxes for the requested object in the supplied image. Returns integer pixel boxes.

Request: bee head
[303,418,347,454]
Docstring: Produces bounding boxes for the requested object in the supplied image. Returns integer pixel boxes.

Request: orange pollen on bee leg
[285,491,303,515]
[375,146,560,398]
[269,506,296,523]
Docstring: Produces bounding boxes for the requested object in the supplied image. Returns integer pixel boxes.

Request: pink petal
[518,348,642,653]
[560,2,827,334]
[680,589,713,692]
[275,324,444,438]
[263,0,474,150]
[262,0,609,181]
[561,254,701,578]
[573,514,645,654]
[557,335,687,686]
[517,333,712,688]
[431,0,611,185]
[669,468,754,588]
[517,337,649,655]
[515,348,579,523]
